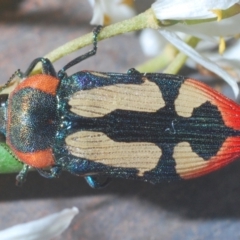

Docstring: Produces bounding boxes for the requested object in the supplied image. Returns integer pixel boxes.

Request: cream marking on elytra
[69,78,165,118]
[175,81,210,117]
[173,142,208,178]
[65,131,162,176]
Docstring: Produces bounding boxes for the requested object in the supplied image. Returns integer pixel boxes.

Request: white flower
[0,207,79,240]
[161,30,239,96]
[152,0,239,20]
[139,29,168,56]
[167,14,240,39]
[88,0,136,25]
[151,0,240,97]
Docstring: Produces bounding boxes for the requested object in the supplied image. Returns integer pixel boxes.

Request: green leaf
[0,143,22,174]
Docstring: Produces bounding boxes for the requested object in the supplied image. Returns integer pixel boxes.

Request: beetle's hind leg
[36,165,62,179]
[85,175,111,189]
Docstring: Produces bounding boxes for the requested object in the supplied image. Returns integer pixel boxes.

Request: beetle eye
[0,94,8,107]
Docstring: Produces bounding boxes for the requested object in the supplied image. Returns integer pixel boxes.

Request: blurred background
[1,0,240,239]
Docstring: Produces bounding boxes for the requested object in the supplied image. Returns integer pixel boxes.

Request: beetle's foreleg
[23,57,57,77]
[16,164,29,186]
[84,176,111,189]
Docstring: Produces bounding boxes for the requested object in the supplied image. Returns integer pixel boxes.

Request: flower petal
[159,29,239,97]
[139,29,168,56]
[0,207,79,240]
[167,14,240,38]
[90,0,105,25]
[88,0,136,25]
[152,0,239,20]
[222,39,240,60]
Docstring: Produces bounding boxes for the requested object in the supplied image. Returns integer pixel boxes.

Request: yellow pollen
[212,9,223,21]
[103,14,111,25]
[219,37,226,54]
[121,0,134,7]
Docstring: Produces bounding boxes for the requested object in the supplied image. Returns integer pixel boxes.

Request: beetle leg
[36,165,62,179]
[23,57,57,77]
[127,68,141,75]
[84,175,111,189]
[16,164,29,186]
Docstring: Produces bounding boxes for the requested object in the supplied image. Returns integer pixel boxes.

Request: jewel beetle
[1,26,240,188]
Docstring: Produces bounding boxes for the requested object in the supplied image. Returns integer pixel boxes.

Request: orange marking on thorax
[10,148,55,168]
[7,74,59,168]
[12,74,59,96]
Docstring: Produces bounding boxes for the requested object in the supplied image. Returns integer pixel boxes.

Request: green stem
[136,37,200,74]
[31,8,159,75]
[136,44,179,72]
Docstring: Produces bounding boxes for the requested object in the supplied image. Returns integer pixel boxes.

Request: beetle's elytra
[1,26,240,188]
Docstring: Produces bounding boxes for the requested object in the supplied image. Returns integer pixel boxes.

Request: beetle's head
[0,94,8,136]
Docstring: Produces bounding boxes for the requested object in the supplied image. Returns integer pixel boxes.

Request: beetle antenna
[58,25,103,79]
[0,70,23,94]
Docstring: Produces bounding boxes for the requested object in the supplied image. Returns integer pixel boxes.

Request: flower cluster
[88,0,240,97]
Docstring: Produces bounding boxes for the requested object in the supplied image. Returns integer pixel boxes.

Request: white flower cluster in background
[88,0,240,97]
